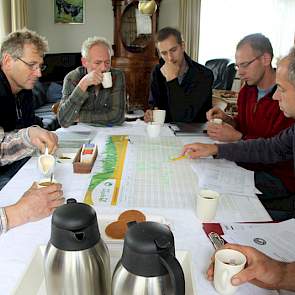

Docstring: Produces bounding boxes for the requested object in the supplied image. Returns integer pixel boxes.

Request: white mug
[214,249,247,295]
[196,189,219,221]
[152,109,166,125]
[146,122,161,138]
[102,71,112,88]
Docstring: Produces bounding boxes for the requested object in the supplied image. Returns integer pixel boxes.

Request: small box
[73,145,98,174]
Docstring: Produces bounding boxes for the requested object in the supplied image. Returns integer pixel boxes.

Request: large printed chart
[84,135,199,209]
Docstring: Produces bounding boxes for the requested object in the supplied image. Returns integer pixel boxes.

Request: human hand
[144,109,153,123]
[28,126,58,154]
[207,122,242,142]
[206,107,226,121]
[79,69,103,90]
[6,183,64,229]
[207,244,287,290]
[160,62,180,81]
[181,143,218,159]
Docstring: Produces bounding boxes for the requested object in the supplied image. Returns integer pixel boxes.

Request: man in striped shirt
[0,125,64,235]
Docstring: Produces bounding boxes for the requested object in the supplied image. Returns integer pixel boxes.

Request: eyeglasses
[16,57,47,71]
[235,54,263,70]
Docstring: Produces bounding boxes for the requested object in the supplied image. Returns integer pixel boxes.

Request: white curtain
[0,0,11,41]
[179,0,201,61]
[199,0,295,65]
[11,0,28,32]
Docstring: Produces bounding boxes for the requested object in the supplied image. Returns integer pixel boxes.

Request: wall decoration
[54,0,84,24]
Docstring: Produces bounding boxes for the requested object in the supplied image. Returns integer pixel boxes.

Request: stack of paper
[55,130,95,148]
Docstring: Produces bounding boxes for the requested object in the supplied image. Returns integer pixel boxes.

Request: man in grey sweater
[182,46,295,220]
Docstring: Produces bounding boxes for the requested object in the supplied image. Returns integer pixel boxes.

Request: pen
[170,155,187,161]
[208,232,225,250]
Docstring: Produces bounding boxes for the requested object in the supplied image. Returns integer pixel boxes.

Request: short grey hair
[0,28,48,63]
[237,33,273,60]
[287,46,295,87]
[81,36,113,59]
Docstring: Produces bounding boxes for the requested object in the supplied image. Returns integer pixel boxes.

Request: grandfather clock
[111,0,161,110]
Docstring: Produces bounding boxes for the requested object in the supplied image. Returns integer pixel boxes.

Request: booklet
[168,122,207,136]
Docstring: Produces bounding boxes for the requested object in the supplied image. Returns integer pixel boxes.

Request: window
[198,0,295,64]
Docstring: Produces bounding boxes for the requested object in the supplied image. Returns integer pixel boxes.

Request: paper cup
[37,178,58,188]
[214,249,247,295]
[196,189,219,221]
[102,72,112,88]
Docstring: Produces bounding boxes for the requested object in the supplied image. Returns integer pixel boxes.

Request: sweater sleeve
[57,70,89,128]
[0,127,35,166]
[217,126,294,164]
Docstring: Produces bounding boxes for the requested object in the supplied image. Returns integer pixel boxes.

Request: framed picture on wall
[54,0,84,24]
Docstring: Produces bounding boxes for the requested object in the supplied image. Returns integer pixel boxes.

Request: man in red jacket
[206,33,295,214]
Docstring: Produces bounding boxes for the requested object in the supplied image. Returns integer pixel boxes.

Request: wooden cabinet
[111,0,161,110]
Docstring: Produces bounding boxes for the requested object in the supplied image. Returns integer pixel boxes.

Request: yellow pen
[170,155,187,161]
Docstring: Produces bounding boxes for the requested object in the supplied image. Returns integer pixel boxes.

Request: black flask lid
[50,198,100,251]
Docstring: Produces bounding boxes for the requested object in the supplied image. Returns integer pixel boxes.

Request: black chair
[205,58,236,90]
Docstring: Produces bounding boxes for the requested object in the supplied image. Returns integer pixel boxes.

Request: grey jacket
[217,124,295,170]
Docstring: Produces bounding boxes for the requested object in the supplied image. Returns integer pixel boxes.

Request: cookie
[105,220,128,239]
[118,209,146,223]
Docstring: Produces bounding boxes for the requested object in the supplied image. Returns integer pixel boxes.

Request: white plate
[12,245,197,295]
[98,213,167,243]
[125,109,144,120]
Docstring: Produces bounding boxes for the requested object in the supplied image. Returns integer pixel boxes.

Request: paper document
[190,158,256,196]
[215,194,271,222]
[221,219,295,262]
[86,136,199,209]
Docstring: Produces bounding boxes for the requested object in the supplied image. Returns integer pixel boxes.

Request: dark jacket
[217,125,295,170]
[0,68,42,132]
[149,53,213,123]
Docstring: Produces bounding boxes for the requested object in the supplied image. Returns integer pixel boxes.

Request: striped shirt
[57,67,126,127]
[0,126,35,166]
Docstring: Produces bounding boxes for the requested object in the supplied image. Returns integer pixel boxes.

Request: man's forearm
[0,128,35,166]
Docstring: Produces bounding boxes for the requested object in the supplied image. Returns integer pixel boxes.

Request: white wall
[28,0,113,53]
[158,0,179,30]
[27,0,179,53]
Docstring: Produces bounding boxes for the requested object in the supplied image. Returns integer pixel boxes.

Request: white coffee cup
[152,109,166,125]
[210,118,223,125]
[102,71,112,88]
[214,249,247,295]
[196,189,219,221]
[146,122,161,138]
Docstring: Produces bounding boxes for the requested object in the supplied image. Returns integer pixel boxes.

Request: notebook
[169,123,207,136]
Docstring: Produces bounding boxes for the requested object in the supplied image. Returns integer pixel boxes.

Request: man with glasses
[182,46,295,220]
[0,29,53,189]
[57,37,125,127]
[144,27,213,123]
[205,33,295,215]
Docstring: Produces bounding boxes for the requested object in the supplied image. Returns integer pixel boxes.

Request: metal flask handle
[159,251,185,295]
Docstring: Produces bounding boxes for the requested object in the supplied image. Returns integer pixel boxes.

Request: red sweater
[234,85,295,193]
